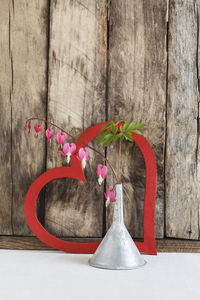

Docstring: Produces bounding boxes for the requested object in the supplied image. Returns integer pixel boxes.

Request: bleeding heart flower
[96,164,107,185]
[28,121,31,134]
[34,124,42,138]
[59,143,76,163]
[56,132,67,150]
[46,128,54,145]
[104,187,116,207]
[77,147,91,169]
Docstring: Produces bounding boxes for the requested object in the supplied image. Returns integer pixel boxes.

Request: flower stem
[117,138,122,183]
[25,117,118,183]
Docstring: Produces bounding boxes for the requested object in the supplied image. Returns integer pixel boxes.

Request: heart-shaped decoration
[25,122,157,254]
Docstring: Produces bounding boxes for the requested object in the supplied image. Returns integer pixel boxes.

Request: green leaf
[97,134,112,144]
[97,129,110,144]
[102,121,115,129]
[102,134,114,147]
[127,122,145,131]
[119,122,129,132]
[123,122,129,131]
[118,132,125,141]
[124,132,134,141]
[113,135,119,141]
[132,129,143,135]
[97,129,110,138]
[111,123,118,134]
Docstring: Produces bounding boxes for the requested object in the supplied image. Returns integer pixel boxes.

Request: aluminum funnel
[88,184,146,270]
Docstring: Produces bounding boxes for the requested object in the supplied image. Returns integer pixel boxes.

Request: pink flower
[56,132,67,150]
[28,121,31,134]
[46,128,54,145]
[104,187,116,207]
[96,164,107,185]
[34,124,42,138]
[59,143,76,163]
[77,147,91,169]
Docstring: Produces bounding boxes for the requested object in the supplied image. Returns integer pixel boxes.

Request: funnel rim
[88,259,147,270]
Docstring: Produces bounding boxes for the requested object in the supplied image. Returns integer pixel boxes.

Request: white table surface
[0,250,199,300]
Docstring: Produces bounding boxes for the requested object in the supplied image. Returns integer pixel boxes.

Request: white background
[0,250,199,300]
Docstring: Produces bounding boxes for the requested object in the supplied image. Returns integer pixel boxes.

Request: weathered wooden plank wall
[0,0,48,235]
[0,0,199,243]
[106,0,167,238]
[45,0,107,237]
[0,0,13,235]
[166,0,200,239]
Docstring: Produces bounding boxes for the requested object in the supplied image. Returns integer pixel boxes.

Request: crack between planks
[188,210,193,239]
[166,0,169,22]
[8,8,14,93]
[164,0,170,239]
[194,1,200,239]
[12,0,14,13]
[195,3,200,171]
[198,202,200,239]
[102,0,111,237]
[9,2,14,235]
[41,0,52,228]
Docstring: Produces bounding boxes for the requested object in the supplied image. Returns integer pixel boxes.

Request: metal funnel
[88,184,146,270]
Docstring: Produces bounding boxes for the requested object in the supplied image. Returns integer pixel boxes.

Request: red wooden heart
[25,122,157,254]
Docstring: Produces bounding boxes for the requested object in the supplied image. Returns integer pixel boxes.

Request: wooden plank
[1,236,200,253]
[8,0,48,234]
[166,0,200,239]
[45,0,107,237]
[0,237,101,250]
[0,0,13,234]
[106,0,167,238]
[156,239,200,253]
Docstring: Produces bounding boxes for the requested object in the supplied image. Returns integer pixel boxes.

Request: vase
[88,183,146,270]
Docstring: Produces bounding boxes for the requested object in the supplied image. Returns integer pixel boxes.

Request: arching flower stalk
[24,117,118,183]
[24,118,144,207]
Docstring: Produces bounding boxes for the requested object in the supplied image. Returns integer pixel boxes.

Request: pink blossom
[46,128,54,145]
[96,164,107,185]
[34,124,42,138]
[104,187,116,207]
[28,121,31,134]
[77,147,91,169]
[59,143,76,163]
[56,132,67,150]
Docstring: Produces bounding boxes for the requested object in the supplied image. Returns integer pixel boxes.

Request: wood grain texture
[166,0,200,239]
[1,236,200,253]
[106,0,167,238]
[7,0,48,234]
[0,0,13,234]
[0,0,200,245]
[156,239,200,253]
[45,0,107,237]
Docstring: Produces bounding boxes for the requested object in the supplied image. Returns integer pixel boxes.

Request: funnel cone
[88,184,146,270]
